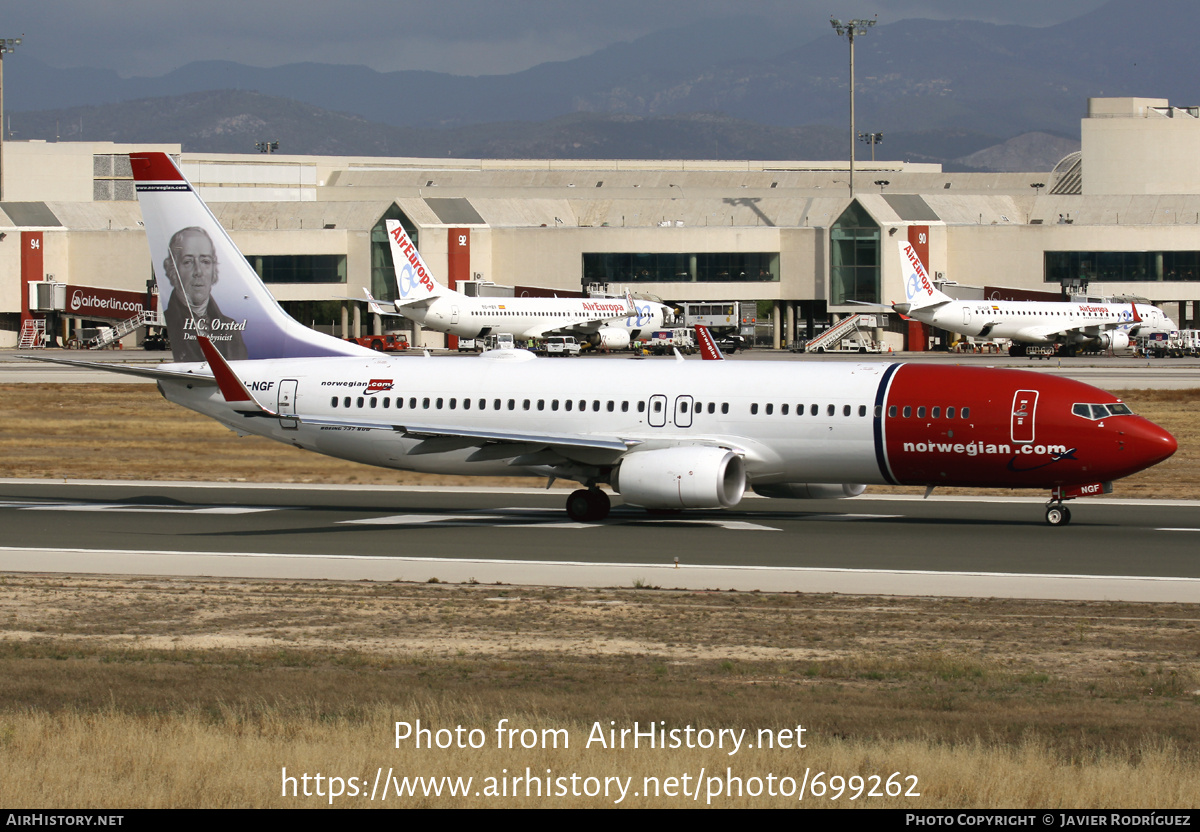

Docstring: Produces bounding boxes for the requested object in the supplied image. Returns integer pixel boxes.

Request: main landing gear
[566,488,611,522]
[1044,500,1072,526]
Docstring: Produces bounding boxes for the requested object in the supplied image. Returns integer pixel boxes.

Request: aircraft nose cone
[1122,418,1177,474]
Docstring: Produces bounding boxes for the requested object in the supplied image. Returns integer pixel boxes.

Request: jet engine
[1094,331,1130,351]
[751,483,867,500]
[612,446,745,509]
[586,327,632,350]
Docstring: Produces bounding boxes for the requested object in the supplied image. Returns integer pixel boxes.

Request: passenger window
[493,399,501,410]
[383,398,390,409]
[523,399,530,410]
[961,407,970,419]
[917,406,926,418]
[622,402,630,412]
[409,398,417,409]
[946,406,954,419]
[331,397,338,408]
[766,404,773,415]
[638,401,646,413]
[357,397,364,408]
[566,400,574,411]
[449,398,456,410]
[859,405,867,417]
[552,400,559,411]
[653,400,662,413]
[751,403,759,415]
[593,401,600,411]
[888,405,897,418]
[931,406,940,418]
[537,400,545,411]
[810,404,818,416]
[782,404,789,415]
[436,398,443,409]
[607,401,614,412]
[827,404,835,417]
[903,406,911,418]
[681,402,689,413]
[707,403,715,414]
[370,397,377,409]
[721,403,729,414]
[843,405,851,417]
[507,399,515,410]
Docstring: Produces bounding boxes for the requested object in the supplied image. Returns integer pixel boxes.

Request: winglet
[197,335,272,414]
[1130,302,1142,324]
[363,288,387,317]
[695,324,725,360]
[624,289,637,317]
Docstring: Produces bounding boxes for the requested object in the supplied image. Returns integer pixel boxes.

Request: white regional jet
[896,241,1176,356]
[381,219,670,350]
[28,154,1178,526]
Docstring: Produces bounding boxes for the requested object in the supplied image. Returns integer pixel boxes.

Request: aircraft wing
[18,355,218,385]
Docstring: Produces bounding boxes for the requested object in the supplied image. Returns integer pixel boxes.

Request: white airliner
[29,154,1177,527]
[896,241,1176,356]
[379,220,670,350]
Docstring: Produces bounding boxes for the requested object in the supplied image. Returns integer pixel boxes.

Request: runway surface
[2,480,1197,603]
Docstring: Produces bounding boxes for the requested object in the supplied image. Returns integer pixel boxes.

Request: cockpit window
[1073,402,1134,420]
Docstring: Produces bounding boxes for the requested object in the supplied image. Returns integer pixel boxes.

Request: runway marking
[1156,528,1200,532]
[15,503,279,514]
[340,510,782,531]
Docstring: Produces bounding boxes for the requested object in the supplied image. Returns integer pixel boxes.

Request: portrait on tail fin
[161,226,247,362]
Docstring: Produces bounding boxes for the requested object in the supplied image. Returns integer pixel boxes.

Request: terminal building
[3,96,1199,350]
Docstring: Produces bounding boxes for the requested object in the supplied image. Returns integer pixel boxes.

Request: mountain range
[5,0,1188,169]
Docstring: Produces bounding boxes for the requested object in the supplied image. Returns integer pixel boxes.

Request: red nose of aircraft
[1109,417,1177,481]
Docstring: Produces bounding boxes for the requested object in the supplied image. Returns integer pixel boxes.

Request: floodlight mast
[830,17,875,196]
[0,36,23,201]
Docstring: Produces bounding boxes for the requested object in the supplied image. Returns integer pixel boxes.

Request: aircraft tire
[566,489,610,522]
[1045,505,1071,526]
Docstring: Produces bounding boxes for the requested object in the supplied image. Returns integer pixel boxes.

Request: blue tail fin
[130,152,369,362]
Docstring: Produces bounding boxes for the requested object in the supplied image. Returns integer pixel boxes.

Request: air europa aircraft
[895,241,1175,356]
[34,153,1177,526]
[379,219,671,350]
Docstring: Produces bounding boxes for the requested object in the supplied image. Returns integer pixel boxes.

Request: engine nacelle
[587,327,631,350]
[751,483,867,500]
[1094,331,1130,351]
[613,446,745,509]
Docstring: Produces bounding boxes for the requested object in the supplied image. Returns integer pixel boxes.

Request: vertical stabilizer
[130,152,369,362]
[898,240,952,312]
[385,219,447,305]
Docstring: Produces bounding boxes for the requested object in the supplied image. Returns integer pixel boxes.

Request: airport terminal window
[583,252,779,283]
[251,254,347,284]
[830,202,881,305]
[1045,251,1200,283]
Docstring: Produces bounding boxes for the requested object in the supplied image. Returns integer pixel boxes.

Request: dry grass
[0,577,1198,807]
[1,384,1197,497]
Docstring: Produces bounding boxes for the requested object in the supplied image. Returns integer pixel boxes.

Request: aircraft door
[674,395,694,428]
[451,305,460,325]
[1010,389,1038,444]
[962,307,971,327]
[278,379,299,430]
[648,394,667,428]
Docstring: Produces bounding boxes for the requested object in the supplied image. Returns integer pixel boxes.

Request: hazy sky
[1,0,1111,77]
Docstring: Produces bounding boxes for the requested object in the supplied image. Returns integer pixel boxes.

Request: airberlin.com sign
[67,286,150,320]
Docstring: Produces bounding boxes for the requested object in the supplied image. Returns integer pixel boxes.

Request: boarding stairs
[18,319,46,349]
[805,314,875,353]
[87,310,165,349]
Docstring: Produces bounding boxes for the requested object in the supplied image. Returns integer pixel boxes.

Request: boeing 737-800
[380,219,670,350]
[29,154,1177,526]
[896,241,1175,356]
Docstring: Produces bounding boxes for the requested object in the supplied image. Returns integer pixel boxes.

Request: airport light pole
[0,36,23,201]
[859,131,883,162]
[831,18,875,196]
